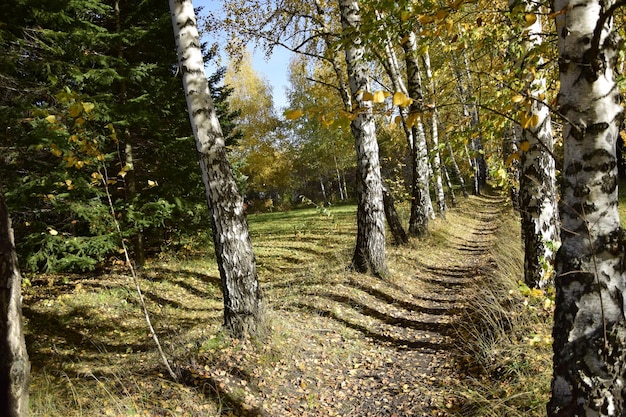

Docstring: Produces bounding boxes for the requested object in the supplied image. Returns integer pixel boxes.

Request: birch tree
[548,0,626,413]
[403,31,433,236]
[169,0,264,337]
[509,0,560,289]
[338,0,387,276]
[0,190,29,417]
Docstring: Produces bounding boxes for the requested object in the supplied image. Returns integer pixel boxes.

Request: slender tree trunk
[334,157,344,201]
[442,163,457,207]
[510,0,560,289]
[453,53,484,195]
[505,124,522,212]
[403,31,431,237]
[548,0,625,413]
[382,184,408,245]
[338,0,387,276]
[115,0,145,268]
[123,140,145,268]
[319,177,327,202]
[422,51,446,218]
[0,191,30,417]
[170,0,264,337]
[445,134,469,198]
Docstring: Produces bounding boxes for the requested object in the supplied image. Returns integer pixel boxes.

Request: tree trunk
[319,176,327,202]
[123,140,145,269]
[338,0,387,276]
[334,157,344,201]
[382,184,408,245]
[422,51,446,218]
[548,0,625,413]
[0,191,30,417]
[453,52,485,195]
[510,0,560,289]
[445,134,469,198]
[442,163,457,207]
[373,14,424,237]
[170,0,264,337]
[403,31,432,237]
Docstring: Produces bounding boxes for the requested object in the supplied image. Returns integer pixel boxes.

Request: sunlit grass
[450,207,553,417]
[25,192,551,416]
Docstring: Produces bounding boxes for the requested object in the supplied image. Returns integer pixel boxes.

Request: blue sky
[194,0,292,110]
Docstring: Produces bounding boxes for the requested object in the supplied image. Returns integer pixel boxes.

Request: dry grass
[450,202,553,417]
[24,194,540,416]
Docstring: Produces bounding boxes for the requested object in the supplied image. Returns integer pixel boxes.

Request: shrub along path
[23,192,509,416]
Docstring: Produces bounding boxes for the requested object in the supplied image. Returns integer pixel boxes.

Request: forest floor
[23,190,519,416]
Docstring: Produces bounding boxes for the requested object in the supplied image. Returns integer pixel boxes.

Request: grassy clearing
[24,194,544,416]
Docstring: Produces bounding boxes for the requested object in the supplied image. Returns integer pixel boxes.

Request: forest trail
[181,192,509,417]
[23,191,510,417]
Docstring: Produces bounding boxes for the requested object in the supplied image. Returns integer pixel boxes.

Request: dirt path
[185,193,508,416]
[23,192,508,416]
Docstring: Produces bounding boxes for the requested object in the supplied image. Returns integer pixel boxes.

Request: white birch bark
[338,0,387,276]
[402,31,432,237]
[510,0,560,289]
[169,0,264,337]
[548,0,626,413]
[422,51,446,217]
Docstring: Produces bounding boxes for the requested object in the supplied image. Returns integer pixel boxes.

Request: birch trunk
[445,134,469,198]
[169,0,264,337]
[510,0,560,289]
[403,31,432,237]
[422,51,446,217]
[0,191,29,417]
[548,0,626,413]
[338,0,387,276]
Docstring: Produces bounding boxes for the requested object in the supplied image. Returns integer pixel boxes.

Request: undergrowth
[451,204,553,417]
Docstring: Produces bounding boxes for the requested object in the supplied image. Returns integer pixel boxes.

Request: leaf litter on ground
[24,193,513,416]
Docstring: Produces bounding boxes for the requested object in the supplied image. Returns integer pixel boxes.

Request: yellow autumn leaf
[512,94,525,103]
[505,151,520,165]
[393,115,402,126]
[393,91,413,107]
[418,15,433,25]
[81,101,95,113]
[450,0,464,10]
[45,115,57,123]
[525,13,537,26]
[362,91,374,101]
[147,180,158,187]
[69,103,83,118]
[435,10,448,20]
[406,113,420,129]
[284,109,303,120]
[519,141,531,152]
[372,90,388,103]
